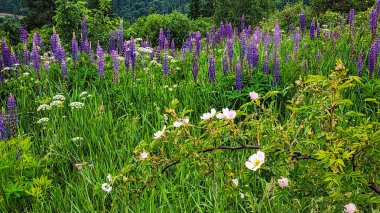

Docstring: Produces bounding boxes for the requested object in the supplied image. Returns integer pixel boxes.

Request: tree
[200,0,215,18]
[21,0,56,30]
[189,0,201,19]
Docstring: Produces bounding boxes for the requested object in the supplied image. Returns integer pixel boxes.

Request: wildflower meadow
[1,0,380,212]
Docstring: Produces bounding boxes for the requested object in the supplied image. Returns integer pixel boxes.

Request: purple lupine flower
[0,110,7,140]
[368,41,379,77]
[109,33,116,52]
[316,23,321,38]
[235,62,242,91]
[274,21,281,47]
[273,51,280,85]
[118,20,124,52]
[10,53,18,65]
[222,52,229,75]
[332,30,339,42]
[348,9,355,26]
[254,27,262,44]
[31,44,40,71]
[20,26,28,45]
[156,46,161,62]
[208,55,216,83]
[219,21,224,38]
[24,49,30,65]
[111,50,119,83]
[195,32,202,56]
[262,53,269,75]
[247,25,252,38]
[293,29,300,57]
[264,32,271,52]
[33,32,41,47]
[248,39,259,68]
[130,38,136,76]
[81,17,87,40]
[60,61,68,78]
[166,29,171,41]
[357,52,363,77]
[241,15,246,31]
[159,28,165,49]
[7,94,17,137]
[240,30,247,63]
[227,38,234,61]
[1,38,12,68]
[206,31,211,45]
[310,18,315,40]
[163,52,169,77]
[164,38,169,51]
[180,47,186,62]
[192,56,198,83]
[300,10,306,33]
[56,45,66,64]
[370,10,378,38]
[51,31,59,55]
[96,43,104,78]
[377,0,380,15]
[72,34,79,62]
[170,40,175,57]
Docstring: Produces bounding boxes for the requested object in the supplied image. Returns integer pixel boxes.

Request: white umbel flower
[37,104,52,112]
[69,102,84,109]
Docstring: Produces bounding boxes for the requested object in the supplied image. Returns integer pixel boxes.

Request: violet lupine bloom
[10,53,18,65]
[163,52,169,77]
[24,49,30,65]
[195,32,202,56]
[208,55,216,83]
[0,110,7,140]
[227,38,234,61]
[264,32,271,52]
[248,40,259,68]
[206,31,211,45]
[166,29,171,41]
[310,18,315,40]
[56,45,66,64]
[164,38,169,51]
[51,31,59,55]
[118,20,124,52]
[247,25,252,38]
[111,50,119,83]
[262,32,271,74]
[1,38,12,68]
[274,21,281,47]
[370,10,378,38]
[368,41,379,77]
[300,10,306,33]
[59,61,67,78]
[159,28,165,49]
[377,0,380,15]
[81,17,87,40]
[262,53,269,75]
[20,26,28,45]
[7,94,17,137]
[222,53,229,75]
[33,32,41,47]
[0,59,3,84]
[170,40,175,57]
[235,62,242,91]
[254,27,262,44]
[273,52,280,85]
[31,44,40,71]
[72,34,79,62]
[192,56,198,83]
[130,38,136,75]
[357,52,363,77]
[109,33,116,52]
[348,9,355,26]
[124,42,130,74]
[96,44,104,78]
[240,30,247,63]
[293,29,300,57]
[241,15,246,31]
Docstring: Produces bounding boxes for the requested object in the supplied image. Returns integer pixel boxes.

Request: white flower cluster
[79,91,92,100]
[72,137,84,142]
[101,173,113,193]
[69,102,84,109]
[37,104,52,112]
[37,117,49,124]
[53,94,66,101]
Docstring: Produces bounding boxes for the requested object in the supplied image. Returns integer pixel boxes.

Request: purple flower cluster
[348,9,355,26]
[97,43,104,78]
[163,52,169,77]
[51,31,59,55]
[20,26,28,45]
[300,10,306,33]
[248,40,259,68]
[1,38,12,67]
[310,18,315,40]
[31,44,40,71]
[192,57,198,83]
[111,50,119,83]
[294,29,300,57]
[72,34,79,62]
[368,40,379,77]
[222,53,229,75]
[7,94,17,137]
[240,30,247,63]
[274,21,281,47]
[370,10,378,38]
[357,52,363,77]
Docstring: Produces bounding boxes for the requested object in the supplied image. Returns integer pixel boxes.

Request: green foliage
[310,0,374,15]
[21,0,56,30]
[214,0,275,26]
[54,0,88,44]
[0,137,51,212]
[0,17,20,45]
